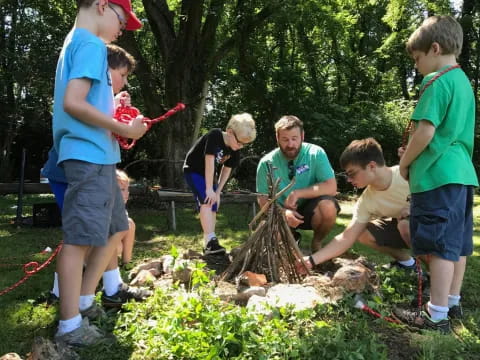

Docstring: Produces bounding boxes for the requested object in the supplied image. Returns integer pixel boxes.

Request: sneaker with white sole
[101,283,152,308]
[393,307,450,333]
[448,304,463,319]
[54,317,104,347]
[204,237,226,255]
[80,302,106,320]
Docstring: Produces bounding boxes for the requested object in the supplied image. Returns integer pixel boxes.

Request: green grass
[0,194,479,359]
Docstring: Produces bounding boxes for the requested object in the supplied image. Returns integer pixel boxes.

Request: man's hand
[284,209,304,228]
[285,190,299,210]
[205,188,217,206]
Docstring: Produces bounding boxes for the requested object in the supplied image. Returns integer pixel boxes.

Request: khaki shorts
[366,218,409,249]
[62,160,128,246]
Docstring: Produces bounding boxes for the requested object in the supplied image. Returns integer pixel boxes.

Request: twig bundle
[221,163,310,283]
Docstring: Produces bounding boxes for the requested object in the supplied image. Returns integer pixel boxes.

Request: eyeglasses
[343,168,361,180]
[288,160,295,180]
[232,130,249,147]
[108,4,127,30]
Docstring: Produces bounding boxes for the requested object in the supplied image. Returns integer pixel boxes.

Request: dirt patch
[370,322,420,360]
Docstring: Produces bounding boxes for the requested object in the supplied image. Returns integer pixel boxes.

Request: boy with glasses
[301,138,416,274]
[256,115,340,252]
[52,0,145,346]
[183,113,256,254]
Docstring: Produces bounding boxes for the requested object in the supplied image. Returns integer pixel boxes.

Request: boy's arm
[64,79,147,140]
[310,220,367,265]
[399,120,435,179]
[204,154,216,205]
[216,166,232,193]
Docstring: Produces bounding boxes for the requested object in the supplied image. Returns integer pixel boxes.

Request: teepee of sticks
[221,163,311,284]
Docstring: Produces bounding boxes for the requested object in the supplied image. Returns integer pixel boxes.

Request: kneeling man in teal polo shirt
[256,115,340,252]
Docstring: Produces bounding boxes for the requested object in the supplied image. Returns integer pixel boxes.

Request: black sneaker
[204,237,226,255]
[448,304,463,319]
[101,283,152,308]
[393,307,451,333]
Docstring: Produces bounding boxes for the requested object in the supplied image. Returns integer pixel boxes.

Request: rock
[247,284,328,315]
[162,255,175,274]
[172,260,192,284]
[331,262,373,293]
[229,247,242,260]
[214,281,238,302]
[129,258,163,280]
[130,269,156,287]
[0,354,22,360]
[29,336,79,360]
[182,249,203,260]
[239,271,267,287]
[233,286,266,305]
[153,277,174,290]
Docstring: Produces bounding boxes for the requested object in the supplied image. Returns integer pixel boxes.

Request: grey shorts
[366,218,409,249]
[62,160,129,247]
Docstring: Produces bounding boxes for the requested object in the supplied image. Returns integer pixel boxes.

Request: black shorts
[366,218,409,249]
[296,195,340,230]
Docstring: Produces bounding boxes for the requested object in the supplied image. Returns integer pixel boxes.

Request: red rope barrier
[114,102,186,150]
[0,243,62,297]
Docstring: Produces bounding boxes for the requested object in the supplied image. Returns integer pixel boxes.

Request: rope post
[15,148,26,227]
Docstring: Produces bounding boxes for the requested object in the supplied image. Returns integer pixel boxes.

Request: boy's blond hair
[116,169,131,184]
[274,115,303,134]
[226,113,256,142]
[406,15,463,57]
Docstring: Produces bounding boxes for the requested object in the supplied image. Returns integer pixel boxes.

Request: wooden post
[169,200,176,231]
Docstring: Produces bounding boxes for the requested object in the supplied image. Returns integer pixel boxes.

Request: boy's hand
[123,116,148,140]
[115,91,131,108]
[284,209,304,228]
[285,190,299,210]
[205,188,217,206]
[397,146,406,159]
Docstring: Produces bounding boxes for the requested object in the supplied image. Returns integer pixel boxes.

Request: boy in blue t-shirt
[42,44,150,311]
[396,15,478,333]
[52,0,146,346]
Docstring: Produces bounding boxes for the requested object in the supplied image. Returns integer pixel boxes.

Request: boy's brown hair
[340,138,385,169]
[107,44,136,72]
[406,15,463,57]
[275,115,304,134]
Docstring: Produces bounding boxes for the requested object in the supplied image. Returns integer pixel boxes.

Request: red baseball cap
[109,0,142,31]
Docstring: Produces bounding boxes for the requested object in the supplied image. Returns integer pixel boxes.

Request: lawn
[0,193,479,359]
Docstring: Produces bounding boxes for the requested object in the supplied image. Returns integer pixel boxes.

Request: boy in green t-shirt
[395,15,478,333]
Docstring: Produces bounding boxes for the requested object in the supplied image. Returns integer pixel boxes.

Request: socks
[427,301,449,321]
[448,294,461,308]
[103,268,123,296]
[204,232,216,246]
[79,294,95,311]
[51,272,60,298]
[398,258,415,267]
[57,314,82,336]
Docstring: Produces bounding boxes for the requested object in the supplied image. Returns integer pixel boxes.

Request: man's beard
[280,143,301,160]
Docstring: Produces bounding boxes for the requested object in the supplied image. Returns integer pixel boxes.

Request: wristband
[308,255,316,267]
